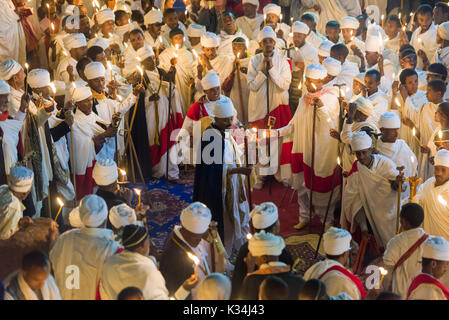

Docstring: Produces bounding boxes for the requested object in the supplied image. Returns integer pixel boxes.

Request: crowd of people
[1,0,449,301]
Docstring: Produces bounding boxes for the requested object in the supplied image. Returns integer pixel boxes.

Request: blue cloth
[172,0,186,12]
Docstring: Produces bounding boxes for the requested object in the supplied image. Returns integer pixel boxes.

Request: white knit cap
[69,207,83,228]
[318,40,334,57]
[305,63,327,80]
[292,21,310,35]
[211,98,234,118]
[97,8,115,25]
[87,37,109,50]
[53,80,66,96]
[242,0,259,9]
[201,32,220,48]
[84,62,106,80]
[322,57,341,76]
[257,26,277,42]
[201,72,220,90]
[323,227,352,255]
[79,194,108,228]
[92,158,118,186]
[0,79,10,95]
[0,59,22,81]
[263,3,281,16]
[8,166,34,193]
[180,202,212,234]
[422,236,449,261]
[351,131,372,151]
[144,9,163,25]
[434,149,449,168]
[63,33,87,51]
[437,22,449,41]
[353,97,373,116]
[250,202,278,229]
[248,231,285,257]
[341,16,360,30]
[27,69,51,89]
[365,35,382,53]
[187,24,206,38]
[379,112,400,129]
[109,203,138,229]
[136,45,154,61]
[72,86,92,102]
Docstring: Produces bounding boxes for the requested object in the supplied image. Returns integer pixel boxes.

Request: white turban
[69,207,83,228]
[438,22,449,41]
[422,236,449,261]
[109,203,137,229]
[263,3,281,16]
[201,32,220,48]
[63,33,87,51]
[187,24,206,38]
[322,57,341,76]
[292,21,309,35]
[84,62,106,80]
[379,112,400,129]
[305,63,327,80]
[87,37,109,50]
[250,202,278,230]
[180,202,212,234]
[323,227,352,255]
[248,231,285,257]
[79,194,108,228]
[114,1,132,14]
[0,79,10,95]
[242,0,259,9]
[365,35,382,53]
[97,8,115,25]
[201,72,220,90]
[0,59,22,81]
[351,131,372,151]
[92,158,118,186]
[211,98,234,118]
[257,26,276,42]
[353,97,373,116]
[9,166,34,193]
[318,40,334,57]
[72,86,92,102]
[197,273,232,300]
[304,11,319,24]
[341,16,360,30]
[144,9,163,25]
[53,80,66,96]
[136,45,154,61]
[27,69,51,89]
[435,149,449,168]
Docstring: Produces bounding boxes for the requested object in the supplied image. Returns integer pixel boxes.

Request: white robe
[366,90,389,126]
[0,0,26,66]
[161,22,190,48]
[411,23,439,70]
[0,185,24,240]
[289,42,319,72]
[314,0,360,34]
[366,60,395,95]
[306,31,328,49]
[235,15,264,41]
[193,55,233,101]
[4,271,61,300]
[336,61,359,100]
[55,56,79,85]
[229,56,250,123]
[0,115,24,175]
[407,274,448,300]
[218,29,249,57]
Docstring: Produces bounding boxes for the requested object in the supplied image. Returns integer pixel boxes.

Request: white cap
[341,16,360,30]
[318,40,334,57]
[69,207,83,228]
[144,9,163,25]
[323,227,352,255]
[109,203,138,229]
[250,202,278,230]
[322,57,341,76]
[187,24,206,38]
[87,37,109,50]
[365,35,382,53]
[114,1,132,14]
[242,0,259,9]
[263,3,281,16]
[180,202,212,234]
[63,33,87,51]
[304,11,319,24]
[351,131,372,151]
[27,69,51,89]
[201,32,220,48]
[8,166,34,193]
[0,59,22,81]
[79,194,108,228]
[434,149,449,168]
[92,158,118,186]
[438,22,449,41]
[248,231,285,257]
[97,8,115,25]
[136,45,154,61]
[257,26,276,42]
[201,72,220,90]
[72,86,92,102]
[52,80,66,96]
[0,79,10,95]
[305,63,327,80]
[84,62,106,80]
[353,97,373,116]
[379,112,400,129]
[211,98,234,118]
[422,236,449,261]
[292,21,310,35]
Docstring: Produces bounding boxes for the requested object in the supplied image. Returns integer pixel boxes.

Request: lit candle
[280,14,283,24]
[439,130,443,140]
[297,81,302,90]
[135,188,141,206]
[174,43,179,60]
[50,22,55,35]
[70,82,77,100]
[49,82,56,100]
[54,197,64,221]
[46,3,50,19]
[107,61,113,81]
[25,63,29,93]
[412,127,421,145]
[381,14,385,28]
[438,195,449,211]
[246,233,252,240]
[410,156,417,176]
[187,251,200,278]
[290,17,293,25]
[136,65,144,84]
[378,267,388,287]
[337,156,342,169]
[119,168,126,182]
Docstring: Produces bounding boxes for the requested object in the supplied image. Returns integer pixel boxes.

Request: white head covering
[242,0,259,8]
[27,69,51,89]
[211,98,234,118]
[0,79,10,95]
[84,62,106,80]
[304,11,319,24]
[292,21,310,35]
[365,35,382,53]
[69,207,83,228]
[72,86,92,102]
[114,1,132,14]
[109,203,138,229]
[263,3,281,16]
[187,24,206,38]
[379,112,400,129]
[201,72,220,90]
[144,9,163,25]
[353,97,373,116]
[197,273,232,300]
[305,63,327,80]
[136,45,154,61]
[341,16,360,30]
[53,80,66,96]
[9,166,34,193]
[248,231,285,257]
[97,8,115,25]
[201,32,220,48]
[250,202,279,230]
[434,149,449,168]
[79,194,108,228]
[438,22,449,41]
[63,33,87,51]
[92,158,118,186]
[87,37,109,50]
[257,26,276,42]
[0,59,22,81]
[180,202,212,234]
[322,57,341,76]
[422,236,449,261]
[323,227,352,255]
[64,5,77,16]
[318,40,334,57]
[351,131,372,151]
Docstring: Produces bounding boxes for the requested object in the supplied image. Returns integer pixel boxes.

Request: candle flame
[264,14,266,21]
[251,127,257,133]
[49,82,56,94]
[246,233,252,240]
[399,13,402,20]
[56,197,64,207]
[159,36,163,43]
[381,14,384,20]
[280,14,283,21]
[412,127,416,137]
[25,63,29,70]
[107,61,112,69]
[237,52,240,59]
[134,188,141,195]
[402,26,406,31]
[187,252,200,265]
[438,195,448,207]
[245,39,249,49]
[337,156,341,166]
[46,3,49,8]
[311,83,317,90]
[175,44,179,50]
[439,130,443,139]
[411,156,415,164]
[136,65,143,76]
[119,168,126,176]
[327,117,331,123]
[379,267,388,276]
[124,42,128,49]
[395,97,401,106]
[51,23,54,31]
[117,94,122,102]
[192,49,198,59]
[297,82,302,90]
[289,32,293,38]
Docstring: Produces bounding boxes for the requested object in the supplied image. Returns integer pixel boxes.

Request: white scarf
[16,272,61,300]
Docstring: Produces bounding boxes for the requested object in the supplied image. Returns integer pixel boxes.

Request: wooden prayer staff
[65,103,77,199]
[406,174,422,202]
[166,69,176,182]
[124,68,143,154]
[396,166,405,234]
[235,53,245,123]
[242,124,253,210]
[54,197,64,222]
[187,252,200,278]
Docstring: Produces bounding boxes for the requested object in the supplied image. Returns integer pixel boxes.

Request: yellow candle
[187,251,200,278]
[135,188,141,206]
[54,197,64,221]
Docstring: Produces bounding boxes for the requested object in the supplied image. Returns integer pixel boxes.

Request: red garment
[318,264,367,299]
[95,247,124,300]
[12,2,39,53]
[226,0,244,17]
[257,0,272,14]
[75,161,96,201]
[407,273,449,300]
[186,100,209,121]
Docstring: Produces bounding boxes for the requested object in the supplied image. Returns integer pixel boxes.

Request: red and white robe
[407,273,449,300]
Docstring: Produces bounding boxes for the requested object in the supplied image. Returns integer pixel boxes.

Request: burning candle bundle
[378,267,388,287]
[187,252,200,278]
[119,168,126,182]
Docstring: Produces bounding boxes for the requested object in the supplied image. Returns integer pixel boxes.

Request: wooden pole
[396,166,405,234]
[166,76,173,182]
[236,58,246,123]
[309,102,318,232]
[244,130,252,210]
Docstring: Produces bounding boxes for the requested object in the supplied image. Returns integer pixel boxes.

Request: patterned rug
[285,234,326,277]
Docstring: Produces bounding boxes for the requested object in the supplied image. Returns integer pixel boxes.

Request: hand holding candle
[119,168,126,182]
[187,251,200,278]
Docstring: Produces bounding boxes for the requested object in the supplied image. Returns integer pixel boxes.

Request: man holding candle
[55,33,87,85]
[217,11,249,57]
[143,9,166,52]
[186,24,206,54]
[365,36,395,95]
[235,0,263,41]
[363,69,389,125]
[340,16,366,70]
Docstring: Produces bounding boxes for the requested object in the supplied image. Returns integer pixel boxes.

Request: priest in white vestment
[55,33,87,85]
[0,0,26,66]
[235,0,263,41]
